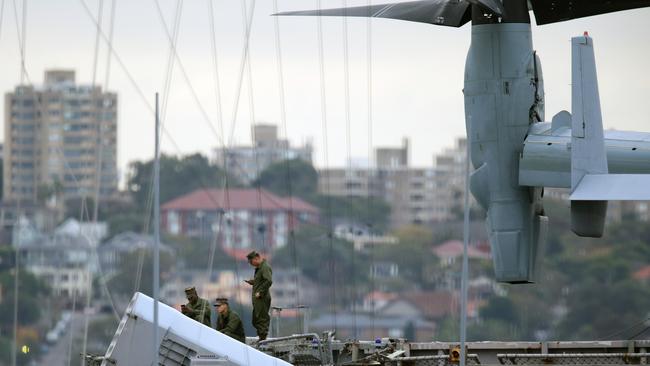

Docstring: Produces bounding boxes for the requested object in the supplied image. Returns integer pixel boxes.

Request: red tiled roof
[432,240,491,259]
[161,188,319,213]
[633,265,650,280]
[402,291,457,319]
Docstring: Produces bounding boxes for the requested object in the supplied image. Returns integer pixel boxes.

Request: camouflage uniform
[217,308,246,343]
[250,257,272,340]
[183,288,212,327]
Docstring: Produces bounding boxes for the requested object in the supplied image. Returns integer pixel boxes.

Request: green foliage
[312,195,392,232]
[273,225,366,304]
[254,159,392,231]
[468,319,520,341]
[479,296,518,324]
[0,268,49,338]
[163,234,234,270]
[373,226,437,287]
[253,159,318,199]
[107,250,175,297]
[127,153,236,212]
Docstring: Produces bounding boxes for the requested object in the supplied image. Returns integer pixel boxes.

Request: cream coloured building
[3,70,118,203]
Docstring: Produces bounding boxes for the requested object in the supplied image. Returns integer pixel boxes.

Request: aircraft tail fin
[570,33,608,237]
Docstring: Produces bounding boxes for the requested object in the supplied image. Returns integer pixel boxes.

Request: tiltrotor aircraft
[278,0,650,283]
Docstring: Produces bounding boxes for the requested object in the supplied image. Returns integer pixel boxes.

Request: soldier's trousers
[252,295,271,339]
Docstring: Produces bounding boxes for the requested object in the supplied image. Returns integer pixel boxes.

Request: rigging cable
[226,0,256,147]
[460,129,472,366]
[315,0,337,333]
[599,315,650,340]
[10,2,26,365]
[205,0,243,320]
[272,0,302,334]
[0,0,5,42]
[81,0,111,362]
[340,0,359,339]
[239,0,267,257]
[365,0,375,338]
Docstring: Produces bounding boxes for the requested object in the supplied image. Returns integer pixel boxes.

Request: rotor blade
[531,0,650,25]
[274,0,472,27]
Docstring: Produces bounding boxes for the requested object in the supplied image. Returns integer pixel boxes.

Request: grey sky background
[1,0,649,185]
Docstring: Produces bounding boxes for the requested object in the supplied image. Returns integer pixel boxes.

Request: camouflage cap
[214,297,228,306]
[184,286,197,294]
[246,250,259,261]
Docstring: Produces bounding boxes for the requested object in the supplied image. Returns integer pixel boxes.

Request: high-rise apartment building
[317,138,472,228]
[212,124,312,185]
[3,70,118,203]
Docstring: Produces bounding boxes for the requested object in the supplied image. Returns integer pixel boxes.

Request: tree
[253,159,392,231]
[312,195,392,232]
[163,234,235,270]
[479,296,518,324]
[273,225,367,305]
[127,153,236,212]
[253,159,318,200]
[106,250,175,297]
[0,269,49,330]
[373,226,438,286]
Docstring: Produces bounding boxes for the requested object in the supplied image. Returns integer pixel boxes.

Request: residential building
[212,124,312,185]
[55,217,108,244]
[432,240,490,267]
[98,231,174,275]
[3,69,118,203]
[317,138,468,228]
[161,188,319,252]
[12,216,115,297]
[15,231,94,298]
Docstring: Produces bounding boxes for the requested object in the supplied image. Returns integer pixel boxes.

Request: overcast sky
[1,0,649,184]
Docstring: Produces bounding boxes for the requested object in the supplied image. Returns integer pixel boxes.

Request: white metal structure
[101,292,292,366]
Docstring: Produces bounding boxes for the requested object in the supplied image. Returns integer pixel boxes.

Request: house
[633,265,650,284]
[360,291,398,312]
[161,189,319,251]
[98,231,175,275]
[16,232,94,298]
[432,240,490,267]
[378,291,458,321]
[55,218,108,245]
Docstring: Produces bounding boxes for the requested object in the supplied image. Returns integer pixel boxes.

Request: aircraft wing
[571,174,650,200]
[274,0,472,27]
[530,0,650,25]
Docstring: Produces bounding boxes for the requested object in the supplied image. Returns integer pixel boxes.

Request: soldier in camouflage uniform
[214,298,246,343]
[245,251,272,341]
[181,286,211,327]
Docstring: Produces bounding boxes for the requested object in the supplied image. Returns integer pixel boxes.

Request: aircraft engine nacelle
[464,20,548,283]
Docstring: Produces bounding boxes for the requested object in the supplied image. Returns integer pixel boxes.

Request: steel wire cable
[365,0,375,338]
[340,0,360,340]
[225,0,256,148]
[0,0,6,42]
[150,0,258,328]
[599,315,650,340]
[153,0,183,127]
[239,0,267,257]
[315,0,338,333]
[272,0,303,334]
[10,2,26,365]
[81,0,109,361]
[205,2,242,319]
